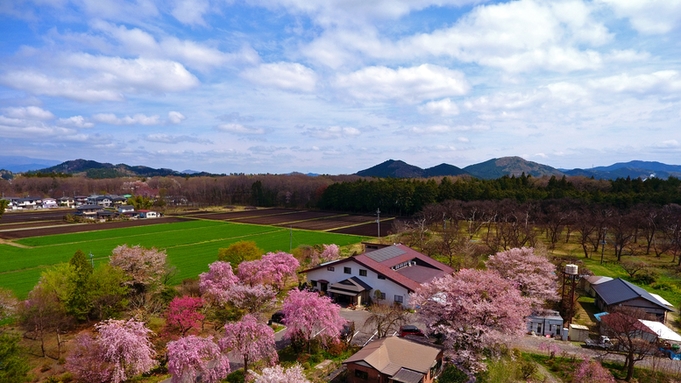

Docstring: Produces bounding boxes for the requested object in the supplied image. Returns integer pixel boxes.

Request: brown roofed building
[343,337,443,383]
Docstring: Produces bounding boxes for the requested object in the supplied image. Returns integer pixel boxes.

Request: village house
[301,244,454,307]
[343,337,443,383]
[592,278,673,322]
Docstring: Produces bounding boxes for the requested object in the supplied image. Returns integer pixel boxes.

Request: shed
[527,310,563,337]
[568,324,590,342]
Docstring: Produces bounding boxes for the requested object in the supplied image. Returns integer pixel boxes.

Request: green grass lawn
[0,220,367,298]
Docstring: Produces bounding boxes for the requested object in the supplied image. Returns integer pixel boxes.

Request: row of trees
[319,175,681,214]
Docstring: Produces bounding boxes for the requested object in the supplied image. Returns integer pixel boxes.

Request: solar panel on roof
[365,246,406,262]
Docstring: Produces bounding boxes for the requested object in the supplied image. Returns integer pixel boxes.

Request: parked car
[399,325,426,338]
[341,321,356,342]
[268,311,285,325]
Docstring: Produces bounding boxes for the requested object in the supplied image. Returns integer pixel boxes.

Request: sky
[1,0,680,175]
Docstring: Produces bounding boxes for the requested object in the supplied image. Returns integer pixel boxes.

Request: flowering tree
[165,296,204,336]
[219,314,277,374]
[229,284,277,314]
[485,247,559,308]
[110,245,168,293]
[410,269,532,372]
[573,358,615,383]
[199,261,240,305]
[237,252,300,290]
[309,244,341,267]
[600,309,659,381]
[167,335,230,383]
[251,364,311,383]
[281,289,346,352]
[66,319,157,383]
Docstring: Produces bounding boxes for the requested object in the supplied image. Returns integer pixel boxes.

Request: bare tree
[364,303,409,338]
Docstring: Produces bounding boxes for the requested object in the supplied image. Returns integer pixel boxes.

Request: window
[310,280,318,287]
[378,292,386,300]
[394,295,404,304]
[377,274,386,280]
[354,370,369,380]
[344,267,351,274]
[359,269,367,277]
[327,266,335,272]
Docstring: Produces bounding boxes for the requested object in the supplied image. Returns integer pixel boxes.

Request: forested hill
[317,174,681,215]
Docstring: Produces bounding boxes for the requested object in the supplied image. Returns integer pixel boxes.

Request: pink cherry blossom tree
[573,358,615,383]
[410,269,532,373]
[165,296,205,336]
[219,314,278,374]
[229,283,277,314]
[199,261,240,305]
[110,244,168,293]
[66,319,156,383]
[485,247,559,309]
[281,289,346,352]
[251,364,311,383]
[237,252,299,290]
[167,335,230,383]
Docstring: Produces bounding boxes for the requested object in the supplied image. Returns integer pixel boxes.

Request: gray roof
[365,246,406,263]
[592,278,672,310]
[392,368,424,383]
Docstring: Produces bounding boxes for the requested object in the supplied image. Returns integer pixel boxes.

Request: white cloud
[408,125,456,134]
[241,62,318,92]
[334,64,469,103]
[171,0,210,26]
[598,0,681,34]
[305,126,361,139]
[217,123,265,135]
[93,113,161,125]
[588,71,681,95]
[168,111,186,124]
[418,99,460,116]
[3,106,54,120]
[58,116,94,128]
[144,134,211,144]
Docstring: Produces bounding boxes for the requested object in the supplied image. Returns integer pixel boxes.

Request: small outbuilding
[527,310,564,337]
[568,324,590,342]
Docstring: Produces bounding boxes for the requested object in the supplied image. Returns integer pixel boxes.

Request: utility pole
[376,208,381,238]
[600,227,607,265]
[89,251,94,268]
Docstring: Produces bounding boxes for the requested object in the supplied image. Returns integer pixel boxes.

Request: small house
[138,210,158,219]
[527,310,563,337]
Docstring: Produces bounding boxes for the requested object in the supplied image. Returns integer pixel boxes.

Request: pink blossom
[486,247,559,308]
[410,269,532,372]
[199,261,240,305]
[219,314,278,374]
[165,296,204,336]
[109,244,167,291]
[229,283,277,314]
[167,335,230,383]
[573,358,615,383]
[237,252,300,290]
[282,289,346,348]
[251,364,310,383]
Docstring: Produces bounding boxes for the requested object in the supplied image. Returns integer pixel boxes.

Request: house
[75,204,103,219]
[41,198,58,209]
[301,244,454,307]
[58,196,75,208]
[343,337,443,383]
[527,310,563,337]
[582,275,613,297]
[137,210,158,219]
[87,195,113,207]
[118,205,135,214]
[592,278,673,322]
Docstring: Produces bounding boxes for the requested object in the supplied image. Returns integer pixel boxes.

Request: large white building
[301,244,454,307]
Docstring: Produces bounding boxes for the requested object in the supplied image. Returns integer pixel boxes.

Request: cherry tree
[573,358,615,383]
[319,244,340,261]
[219,314,277,374]
[199,261,240,305]
[237,252,300,290]
[281,289,346,352]
[485,247,559,308]
[110,245,168,293]
[167,335,230,383]
[251,364,310,383]
[66,319,156,383]
[410,269,532,372]
[165,296,204,336]
[229,283,277,314]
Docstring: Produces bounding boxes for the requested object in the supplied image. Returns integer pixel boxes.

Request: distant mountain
[356,160,468,178]
[463,157,564,179]
[563,161,681,180]
[0,156,61,172]
[36,159,182,178]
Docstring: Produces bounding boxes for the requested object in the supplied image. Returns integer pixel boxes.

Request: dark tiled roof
[392,368,424,383]
[592,278,672,311]
[365,246,407,263]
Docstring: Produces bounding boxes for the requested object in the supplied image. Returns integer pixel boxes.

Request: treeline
[318,175,681,215]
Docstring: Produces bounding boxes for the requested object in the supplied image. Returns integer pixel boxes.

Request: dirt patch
[0,217,189,239]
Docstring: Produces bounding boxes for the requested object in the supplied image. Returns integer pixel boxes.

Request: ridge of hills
[2,157,681,181]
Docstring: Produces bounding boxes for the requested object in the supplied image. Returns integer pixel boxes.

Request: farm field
[0,217,368,299]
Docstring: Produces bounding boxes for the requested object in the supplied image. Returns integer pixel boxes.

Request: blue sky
[1,0,680,174]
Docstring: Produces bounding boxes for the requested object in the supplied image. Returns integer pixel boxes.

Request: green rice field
[0,219,367,298]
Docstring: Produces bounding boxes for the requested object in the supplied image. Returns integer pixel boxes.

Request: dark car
[399,325,426,338]
[268,311,285,325]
